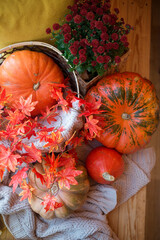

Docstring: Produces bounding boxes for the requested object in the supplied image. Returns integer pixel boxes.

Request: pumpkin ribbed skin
[0,50,65,116]
[28,163,90,219]
[85,72,159,154]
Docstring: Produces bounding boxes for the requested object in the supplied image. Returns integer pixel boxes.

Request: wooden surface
[108,0,151,240]
[1,0,157,240]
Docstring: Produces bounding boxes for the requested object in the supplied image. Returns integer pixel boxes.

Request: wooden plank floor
[0,0,159,239]
[108,1,151,240]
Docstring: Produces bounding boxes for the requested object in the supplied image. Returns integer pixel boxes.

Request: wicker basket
[77,49,131,96]
[0,41,80,97]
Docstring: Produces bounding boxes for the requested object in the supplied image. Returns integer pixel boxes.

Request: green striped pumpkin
[85,72,159,154]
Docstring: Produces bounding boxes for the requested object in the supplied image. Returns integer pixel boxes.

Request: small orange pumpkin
[0,50,65,116]
[85,146,124,184]
[28,162,90,219]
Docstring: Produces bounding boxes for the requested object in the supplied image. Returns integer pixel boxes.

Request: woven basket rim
[0,41,80,97]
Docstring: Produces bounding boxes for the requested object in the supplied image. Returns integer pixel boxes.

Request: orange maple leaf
[19,180,35,203]
[0,145,21,172]
[43,128,64,152]
[57,168,82,189]
[14,95,38,116]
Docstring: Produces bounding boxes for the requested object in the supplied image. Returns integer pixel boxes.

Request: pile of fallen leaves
[0,82,104,212]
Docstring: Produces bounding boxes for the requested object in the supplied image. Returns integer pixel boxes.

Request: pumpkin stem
[33,82,40,91]
[50,182,59,196]
[102,172,115,182]
[121,112,131,120]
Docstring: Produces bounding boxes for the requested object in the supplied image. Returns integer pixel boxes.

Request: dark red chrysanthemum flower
[111,33,119,41]
[79,54,87,63]
[74,15,83,24]
[112,42,119,50]
[52,23,60,31]
[95,21,103,30]
[79,49,86,55]
[96,8,103,15]
[62,24,71,33]
[105,43,112,50]
[80,8,88,16]
[97,46,105,54]
[69,45,78,56]
[115,56,121,63]
[73,58,79,65]
[72,41,80,48]
[64,33,71,43]
[96,55,104,63]
[86,12,95,21]
[66,14,73,22]
[104,55,111,63]
[100,32,109,41]
[91,39,99,48]
[120,35,128,43]
[101,26,107,33]
[102,14,110,24]
[46,28,51,34]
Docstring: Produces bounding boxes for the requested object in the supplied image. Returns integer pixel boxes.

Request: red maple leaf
[32,167,45,185]
[65,89,77,107]
[40,106,58,124]
[0,124,19,141]
[50,83,66,102]
[22,120,38,139]
[9,167,29,192]
[57,168,82,189]
[0,145,21,172]
[36,126,55,142]
[41,193,63,212]
[19,180,35,203]
[14,95,38,116]
[84,115,102,138]
[44,153,60,174]
[23,143,42,163]
[79,98,104,117]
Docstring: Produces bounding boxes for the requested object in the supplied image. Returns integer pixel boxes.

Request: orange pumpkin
[0,50,65,116]
[85,146,124,184]
[85,72,159,154]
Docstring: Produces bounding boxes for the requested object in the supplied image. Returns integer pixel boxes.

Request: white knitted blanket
[0,140,156,240]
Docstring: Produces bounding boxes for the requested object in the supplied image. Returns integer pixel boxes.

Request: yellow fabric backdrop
[0,0,74,49]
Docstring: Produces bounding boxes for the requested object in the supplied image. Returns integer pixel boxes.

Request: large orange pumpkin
[0,50,65,116]
[85,72,159,154]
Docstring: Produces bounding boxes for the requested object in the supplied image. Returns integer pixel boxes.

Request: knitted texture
[0,139,156,240]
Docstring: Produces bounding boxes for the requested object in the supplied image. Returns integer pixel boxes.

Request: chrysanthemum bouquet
[47,0,133,80]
